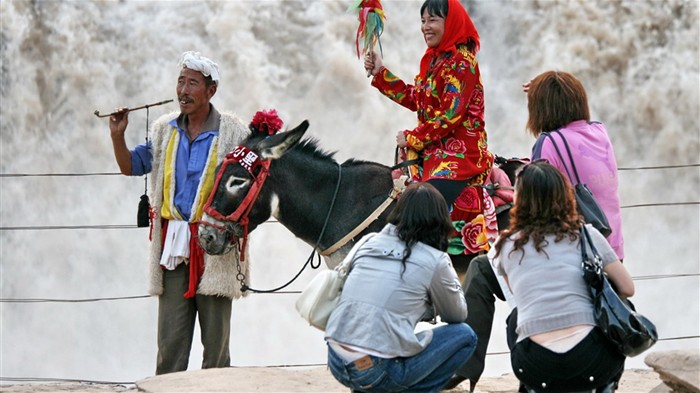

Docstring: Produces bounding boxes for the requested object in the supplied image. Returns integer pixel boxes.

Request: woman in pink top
[525,70,624,260]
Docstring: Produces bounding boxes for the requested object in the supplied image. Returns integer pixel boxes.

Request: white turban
[178,51,220,85]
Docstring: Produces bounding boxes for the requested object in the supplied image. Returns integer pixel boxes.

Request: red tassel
[184,223,205,299]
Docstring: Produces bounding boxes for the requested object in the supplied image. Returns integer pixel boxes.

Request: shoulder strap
[338,232,377,273]
[552,130,582,184]
[531,132,549,160]
[580,225,604,289]
[544,133,575,183]
[581,225,600,260]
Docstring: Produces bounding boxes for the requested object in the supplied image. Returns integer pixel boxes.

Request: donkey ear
[258,120,309,159]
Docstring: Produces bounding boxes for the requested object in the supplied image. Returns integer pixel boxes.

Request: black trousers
[156,264,232,375]
[507,314,625,392]
[426,178,470,208]
[454,254,505,382]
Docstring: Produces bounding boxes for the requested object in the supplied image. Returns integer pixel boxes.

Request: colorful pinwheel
[349,0,386,59]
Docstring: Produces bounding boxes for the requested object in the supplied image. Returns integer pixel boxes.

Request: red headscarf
[418,0,480,81]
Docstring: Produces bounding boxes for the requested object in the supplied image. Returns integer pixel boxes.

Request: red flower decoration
[250,109,284,135]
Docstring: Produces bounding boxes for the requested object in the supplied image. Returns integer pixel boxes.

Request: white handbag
[295,233,376,331]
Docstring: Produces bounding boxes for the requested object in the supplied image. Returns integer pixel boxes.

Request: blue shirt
[131,107,221,220]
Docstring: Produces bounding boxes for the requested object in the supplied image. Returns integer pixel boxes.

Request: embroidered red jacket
[372,44,493,183]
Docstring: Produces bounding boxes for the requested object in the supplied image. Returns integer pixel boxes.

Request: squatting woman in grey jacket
[325,182,477,393]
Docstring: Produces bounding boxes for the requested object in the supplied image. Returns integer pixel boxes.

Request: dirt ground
[0,367,664,393]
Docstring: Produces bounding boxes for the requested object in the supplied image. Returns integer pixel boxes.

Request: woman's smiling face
[421,9,445,48]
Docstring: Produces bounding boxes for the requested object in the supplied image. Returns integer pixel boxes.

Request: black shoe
[443,375,466,390]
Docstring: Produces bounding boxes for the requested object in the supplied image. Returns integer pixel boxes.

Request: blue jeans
[327,323,477,393]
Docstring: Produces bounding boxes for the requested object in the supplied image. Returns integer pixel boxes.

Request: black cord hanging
[136,108,151,227]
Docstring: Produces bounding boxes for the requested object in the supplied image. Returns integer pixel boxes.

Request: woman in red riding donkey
[364,0,496,258]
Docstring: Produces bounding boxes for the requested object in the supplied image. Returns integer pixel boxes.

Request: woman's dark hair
[387,182,453,269]
[526,70,590,137]
[421,0,448,19]
[494,160,581,260]
[420,0,477,52]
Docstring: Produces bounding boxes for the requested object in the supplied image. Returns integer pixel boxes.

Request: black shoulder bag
[534,131,612,237]
[581,225,658,357]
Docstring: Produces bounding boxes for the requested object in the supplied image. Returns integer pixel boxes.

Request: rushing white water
[1,0,698,384]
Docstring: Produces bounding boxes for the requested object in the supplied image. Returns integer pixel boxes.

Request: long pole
[93,99,173,118]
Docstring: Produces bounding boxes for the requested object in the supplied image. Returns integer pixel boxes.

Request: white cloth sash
[160,220,190,270]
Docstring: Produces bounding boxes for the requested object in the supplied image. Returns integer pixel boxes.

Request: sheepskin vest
[147,110,250,299]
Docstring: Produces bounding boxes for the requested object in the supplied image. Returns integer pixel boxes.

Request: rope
[632,273,700,281]
[1,160,698,382]
[0,377,135,385]
[4,200,698,231]
[2,163,697,178]
[481,334,700,356]
[0,172,122,177]
[620,202,699,209]
[2,272,697,303]
[0,225,137,231]
[2,334,698,384]
[0,295,151,303]
[618,163,700,171]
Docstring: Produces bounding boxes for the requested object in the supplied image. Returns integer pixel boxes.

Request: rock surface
[645,350,700,393]
[1,367,662,393]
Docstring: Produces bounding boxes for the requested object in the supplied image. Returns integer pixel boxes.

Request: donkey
[198,120,395,268]
[198,120,525,278]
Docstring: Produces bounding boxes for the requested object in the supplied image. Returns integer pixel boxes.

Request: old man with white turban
[179,50,220,85]
[108,50,249,375]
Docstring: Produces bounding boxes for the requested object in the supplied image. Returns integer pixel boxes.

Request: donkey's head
[198,120,309,255]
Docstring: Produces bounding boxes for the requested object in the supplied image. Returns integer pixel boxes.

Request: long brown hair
[494,160,582,260]
[526,70,590,137]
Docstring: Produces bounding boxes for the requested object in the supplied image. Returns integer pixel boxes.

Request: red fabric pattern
[451,185,483,221]
[372,49,492,183]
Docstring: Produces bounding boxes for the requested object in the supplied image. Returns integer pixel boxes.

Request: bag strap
[541,133,573,184]
[581,225,599,262]
[534,131,576,185]
[337,232,378,274]
[581,225,603,288]
[531,132,549,160]
[552,130,583,185]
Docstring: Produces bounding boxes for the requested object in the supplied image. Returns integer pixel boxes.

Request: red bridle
[201,145,271,261]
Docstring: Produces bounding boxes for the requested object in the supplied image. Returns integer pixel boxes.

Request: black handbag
[580,225,658,357]
[533,131,612,237]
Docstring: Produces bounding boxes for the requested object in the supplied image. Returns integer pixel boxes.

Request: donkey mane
[292,137,338,162]
[290,137,390,169]
[341,158,390,169]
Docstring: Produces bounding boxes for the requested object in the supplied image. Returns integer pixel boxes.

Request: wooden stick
[94,99,174,118]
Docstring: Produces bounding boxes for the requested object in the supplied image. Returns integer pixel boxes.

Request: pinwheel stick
[94,99,174,118]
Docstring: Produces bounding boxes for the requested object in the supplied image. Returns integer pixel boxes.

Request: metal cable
[3,200,698,231]
[2,272,697,303]
[1,163,698,178]
[1,157,699,383]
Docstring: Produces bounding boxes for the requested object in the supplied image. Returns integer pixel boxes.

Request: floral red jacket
[372,44,493,183]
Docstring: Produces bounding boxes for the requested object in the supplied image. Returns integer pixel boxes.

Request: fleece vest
[147,111,250,299]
